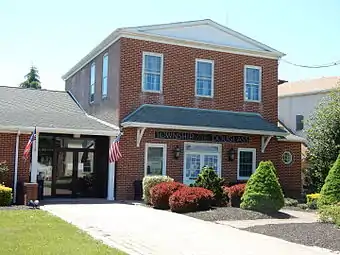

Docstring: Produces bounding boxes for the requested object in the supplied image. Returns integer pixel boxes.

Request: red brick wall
[119,37,278,123]
[116,128,301,200]
[0,133,30,188]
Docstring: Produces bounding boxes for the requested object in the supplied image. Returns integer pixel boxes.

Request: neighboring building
[0,86,119,203]
[278,76,340,139]
[63,19,302,199]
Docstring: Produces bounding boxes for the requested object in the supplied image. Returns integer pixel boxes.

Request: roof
[121,104,287,136]
[62,19,285,80]
[278,76,340,97]
[0,86,119,136]
[277,120,306,143]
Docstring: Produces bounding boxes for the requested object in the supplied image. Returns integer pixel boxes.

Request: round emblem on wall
[282,151,293,165]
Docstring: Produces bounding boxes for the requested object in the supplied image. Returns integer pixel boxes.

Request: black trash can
[134,180,143,200]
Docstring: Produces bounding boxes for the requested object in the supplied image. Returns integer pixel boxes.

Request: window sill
[195,95,214,99]
[142,90,162,94]
[245,99,261,103]
[237,177,250,181]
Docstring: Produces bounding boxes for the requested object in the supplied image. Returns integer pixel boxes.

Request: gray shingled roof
[122,104,287,135]
[0,86,119,135]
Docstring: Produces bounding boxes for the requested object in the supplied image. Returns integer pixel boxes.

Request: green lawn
[0,210,126,255]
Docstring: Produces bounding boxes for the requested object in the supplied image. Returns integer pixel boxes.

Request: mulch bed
[184,207,293,221]
[245,223,340,252]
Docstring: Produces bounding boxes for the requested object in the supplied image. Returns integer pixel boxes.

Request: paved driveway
[42,203,336,255]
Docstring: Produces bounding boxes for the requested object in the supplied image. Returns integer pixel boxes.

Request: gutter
[13,130,20,204]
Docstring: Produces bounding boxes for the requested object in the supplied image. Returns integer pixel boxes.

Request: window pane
[185,144,219,153]
[144,55,161,73]
[144,73,160,91]
[204,155,218,173]
[246,68,259,84]
[197,62,212,78]
[146,147,164,175]
[185,154,201,179]
[102,77,107,97]
[90,63,96,85]
[239,151,253,178]
[103,54,108,76]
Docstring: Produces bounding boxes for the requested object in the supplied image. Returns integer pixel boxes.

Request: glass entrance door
[52,150,94,197]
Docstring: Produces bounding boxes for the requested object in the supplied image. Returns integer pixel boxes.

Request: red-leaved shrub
[224,183,246,207]
[169,187,214,213]
[150,182,185,209]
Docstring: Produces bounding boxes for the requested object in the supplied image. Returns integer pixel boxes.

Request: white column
[30,131,39,183]
[107,136,115,201]
[13,131,20,203]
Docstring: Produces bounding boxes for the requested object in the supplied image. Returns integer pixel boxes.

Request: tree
[317,153,340,207]
[20,66,41,89]
[240,161,284,213]
[305,85,340,192]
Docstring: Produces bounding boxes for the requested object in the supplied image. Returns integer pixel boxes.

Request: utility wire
[280,59,340,68]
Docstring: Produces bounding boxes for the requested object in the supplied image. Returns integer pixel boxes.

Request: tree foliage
[240,161,284,213]
[318,153,340,207]
[305,85,340,192]
[20,66,41,89]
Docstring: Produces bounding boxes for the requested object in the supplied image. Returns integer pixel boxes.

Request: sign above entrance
[155,131,250,143]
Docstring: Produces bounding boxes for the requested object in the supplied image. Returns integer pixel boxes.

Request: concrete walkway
[42,203,336,255]
[217,209,318,229]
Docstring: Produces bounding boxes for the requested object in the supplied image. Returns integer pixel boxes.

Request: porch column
[30,131,39,182]
[107,136,115,201]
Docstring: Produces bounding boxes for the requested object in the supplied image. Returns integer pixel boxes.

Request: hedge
[150,182,185,209]
[142,175,173,204]
[0,184,12,206]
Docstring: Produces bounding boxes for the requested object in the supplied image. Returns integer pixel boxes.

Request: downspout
[13,130,20,204]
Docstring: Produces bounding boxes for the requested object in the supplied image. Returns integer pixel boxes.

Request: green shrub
[142,175,173,204]
[0,161,9,184]
[0,184,12,206]
[318,153,340,207]
[240,161,284,213]
[306,193,320,209]
[192,166,226,206]
[284,197,299,207]
[318,205,340,227]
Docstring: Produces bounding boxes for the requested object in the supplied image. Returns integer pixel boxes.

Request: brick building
[0,87,119,203]
[63,19,303,199]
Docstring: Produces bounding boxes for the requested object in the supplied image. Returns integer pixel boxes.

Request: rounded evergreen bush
[193,166,226,206]
[240,161,284,213]
[318,153,340,207]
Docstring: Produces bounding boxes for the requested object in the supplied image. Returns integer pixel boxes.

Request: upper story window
[244,65,261,102]
[142,52,163,93]
[195,59,214,97]
[90,62,96,103]
[102,53,108,98]
[296,114,304,131]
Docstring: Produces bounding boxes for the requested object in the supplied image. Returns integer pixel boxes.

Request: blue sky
[1,0,339,91]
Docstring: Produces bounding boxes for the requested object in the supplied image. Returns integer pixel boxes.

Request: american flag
[23,127,36,160]
[109,133,122,163]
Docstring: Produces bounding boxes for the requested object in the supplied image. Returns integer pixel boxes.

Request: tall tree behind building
[20,66,41,89]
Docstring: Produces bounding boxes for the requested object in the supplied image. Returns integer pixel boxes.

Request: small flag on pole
[109,133,122,163]
[23,127,36,160]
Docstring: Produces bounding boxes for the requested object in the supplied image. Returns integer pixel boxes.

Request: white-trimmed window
[90,62,96,103]
[282,151,293,165]
[145,143,166,175]
[184,143,221,185]
[244,65,261,102]
[237,148,256,180]
[195,59,214,97]
[102,53,108,98]
[142,52,163,93]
